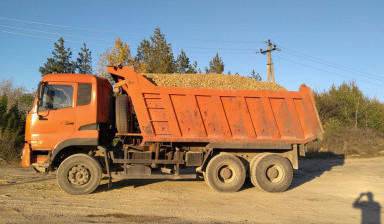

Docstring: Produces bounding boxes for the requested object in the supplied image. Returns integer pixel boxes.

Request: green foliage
[323,118,346,136]
[175,50,190,73]
[249,69,262,81]
[136,28,175,73]
[39,37,77,76]
[314,81,377,129]
[312,81,384,156]
[77,43,93,74]
[187,61,198,74]
[208,53,224,74]
[0,80,33,163]
[0,94,7,133]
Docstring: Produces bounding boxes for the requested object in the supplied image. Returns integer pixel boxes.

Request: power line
[0,16,141,35]
[0,16,264,44]
[1,16,382,87]
[275,55,384,88]
[278,45,384,81]
[0,24,114,42]
[0,25,259,53]
[0,29,110,46]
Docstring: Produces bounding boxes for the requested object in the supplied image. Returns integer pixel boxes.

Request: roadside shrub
[0,134,21,164]
[307,127,384,157]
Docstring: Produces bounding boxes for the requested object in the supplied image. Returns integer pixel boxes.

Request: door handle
[62,122,74,125]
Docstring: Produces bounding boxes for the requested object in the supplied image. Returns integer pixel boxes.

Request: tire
[116,94,130,133]
[57,154,102,195]
[205,153,246,192]
[250,154,293,192]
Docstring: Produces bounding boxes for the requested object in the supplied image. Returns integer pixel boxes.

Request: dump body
[107,66,323,147]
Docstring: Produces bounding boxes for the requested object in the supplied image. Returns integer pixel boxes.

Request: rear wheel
[250,154,293,192]
[116,94,130,133]
[205,153,246,192]
[57,154,102,195]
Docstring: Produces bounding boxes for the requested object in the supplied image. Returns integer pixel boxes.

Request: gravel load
[143,73,286,91]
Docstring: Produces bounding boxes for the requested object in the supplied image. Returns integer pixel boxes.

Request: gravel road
[0,157,383,224]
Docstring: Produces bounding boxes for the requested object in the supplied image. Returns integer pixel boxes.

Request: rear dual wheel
[250,154,293,192]
[205,153,246,192]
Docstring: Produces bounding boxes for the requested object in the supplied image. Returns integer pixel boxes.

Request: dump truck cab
[22,74,114,170]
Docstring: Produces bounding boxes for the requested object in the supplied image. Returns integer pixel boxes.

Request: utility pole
[258,39,280,83]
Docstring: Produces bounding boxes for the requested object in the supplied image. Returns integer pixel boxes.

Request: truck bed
[107,66,323,147]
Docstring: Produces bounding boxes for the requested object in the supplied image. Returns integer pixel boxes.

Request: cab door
[29,82,77,150]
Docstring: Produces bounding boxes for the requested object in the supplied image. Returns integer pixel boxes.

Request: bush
[307,127,384,157]
[0,134,21,164]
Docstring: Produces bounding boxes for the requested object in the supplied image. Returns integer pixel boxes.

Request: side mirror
[37,82,46,108]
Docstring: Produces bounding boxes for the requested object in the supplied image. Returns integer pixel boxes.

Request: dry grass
[307,127,384,157]
[143,73,287,91]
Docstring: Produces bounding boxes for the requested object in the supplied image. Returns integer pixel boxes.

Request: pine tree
[175,50,190,73]
[39,37,76,76]
[77,43,92,74]
[249,69,262,81]
[136,28,175,73]
[186,61,198,73]
[0,94,7,134]
[136,39,151,72]
[208,53,224,74]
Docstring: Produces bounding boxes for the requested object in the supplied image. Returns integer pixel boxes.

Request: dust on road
[0,157,383,224]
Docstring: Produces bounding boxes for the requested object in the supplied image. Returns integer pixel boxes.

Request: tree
[136,28,175,73]
[175,50,192,73]
[135,39,151,72]
[0,79,33,162]
[249,69,262,81]
[204,66,210,74]
[208,53,224,74]
[39,37,76,76]
[187,61,198,73]
[0,94,7,134]
[96,37,135,81]
[77,43,92,74]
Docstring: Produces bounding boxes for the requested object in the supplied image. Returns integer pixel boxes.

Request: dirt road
[0,157,383,224]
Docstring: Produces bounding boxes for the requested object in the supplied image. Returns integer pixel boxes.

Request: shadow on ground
[289,152,345,190]
[95,152,345,193]
[95,176,204,193]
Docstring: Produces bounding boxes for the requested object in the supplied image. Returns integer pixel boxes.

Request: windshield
[38,85,73,111]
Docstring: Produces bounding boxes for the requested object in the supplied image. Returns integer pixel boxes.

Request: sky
[0,0,383,100]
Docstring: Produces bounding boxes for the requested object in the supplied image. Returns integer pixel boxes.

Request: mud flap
[98,145,112,188]
[21,147,31,167]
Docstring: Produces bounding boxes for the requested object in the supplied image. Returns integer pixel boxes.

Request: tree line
[311,82,384,156]
[39,28,261,80]
[315,81,384,133]
[0,79,34,162]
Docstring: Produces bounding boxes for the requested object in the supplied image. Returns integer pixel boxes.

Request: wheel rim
[218,165,236,183]
[265,164,284,183]
[68,164,90,186]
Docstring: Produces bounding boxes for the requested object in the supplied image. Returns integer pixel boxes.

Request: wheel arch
[50,138,99,168]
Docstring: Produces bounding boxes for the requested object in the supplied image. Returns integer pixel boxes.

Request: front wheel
[57,154,102,195]
[205,153,246,192]
[250,154,293,192]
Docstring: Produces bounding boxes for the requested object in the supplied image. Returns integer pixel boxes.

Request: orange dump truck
[22,66,323,194]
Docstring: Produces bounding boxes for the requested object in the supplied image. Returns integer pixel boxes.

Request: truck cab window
[39,85,73,111]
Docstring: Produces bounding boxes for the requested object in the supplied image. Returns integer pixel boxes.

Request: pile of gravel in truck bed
[142,73,287,91]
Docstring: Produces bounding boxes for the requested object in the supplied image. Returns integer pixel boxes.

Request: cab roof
[41,74,108,83]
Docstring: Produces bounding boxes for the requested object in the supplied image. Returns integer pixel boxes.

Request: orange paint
[107,66,323,145]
